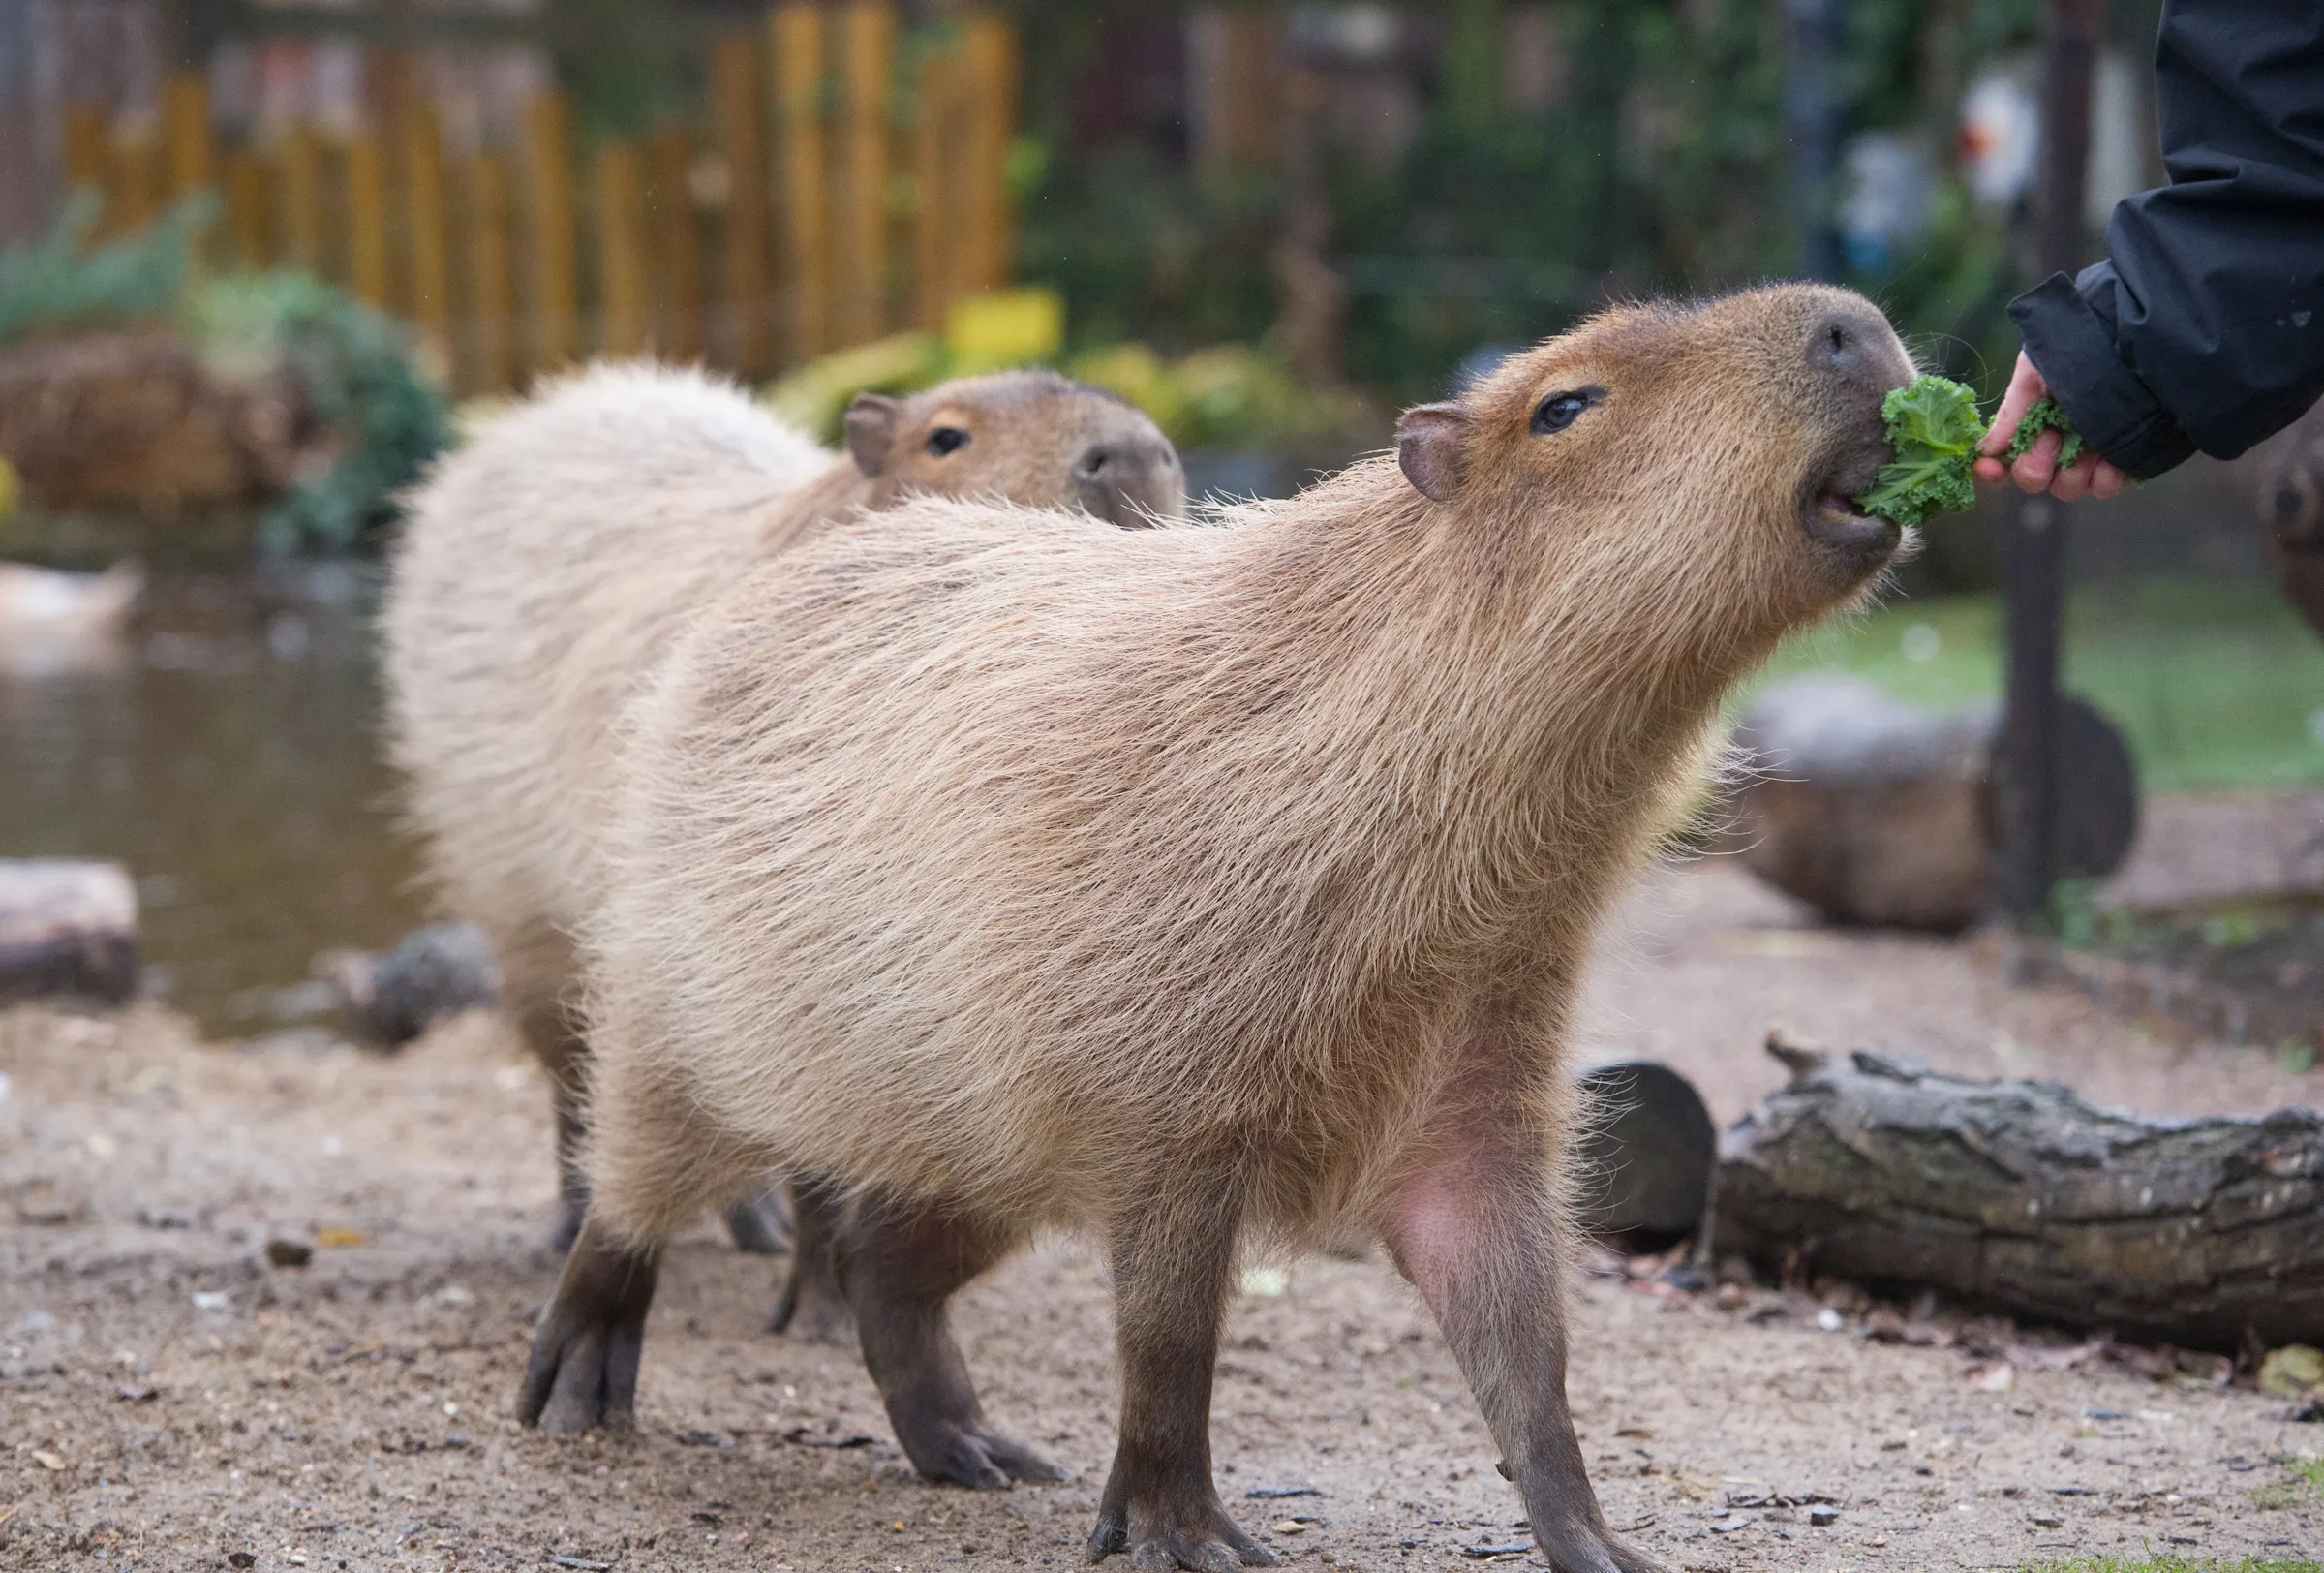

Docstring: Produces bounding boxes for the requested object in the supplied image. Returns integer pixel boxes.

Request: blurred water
[0,562,428,1036]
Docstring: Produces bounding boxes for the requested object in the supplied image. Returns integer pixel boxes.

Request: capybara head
[1395,283,1914,643]
[842,370,1185,527]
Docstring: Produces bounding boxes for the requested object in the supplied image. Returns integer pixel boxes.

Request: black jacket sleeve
[2006,1,2324,479]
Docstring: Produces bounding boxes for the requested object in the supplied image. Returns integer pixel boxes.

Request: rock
[0,859,138,1004]
[315,922,500,1049]
[264,1238,313,1269]
[2260,1343,2324,1398]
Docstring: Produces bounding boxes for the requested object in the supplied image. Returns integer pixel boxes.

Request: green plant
[1856,374,1983,526]
[2024,1556,2323,1573]
[2008,396,2086,466]
[0,189,215,345]
[184,272,450,552]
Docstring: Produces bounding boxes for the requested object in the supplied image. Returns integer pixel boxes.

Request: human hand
[1973,351,2128,502]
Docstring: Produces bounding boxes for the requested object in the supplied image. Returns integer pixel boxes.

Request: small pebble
[1816,1308,1845,1333]
[1809,1507,1839,1527]
[265,1239,313,1268]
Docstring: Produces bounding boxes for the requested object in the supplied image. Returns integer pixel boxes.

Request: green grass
[1757,577,2324,795]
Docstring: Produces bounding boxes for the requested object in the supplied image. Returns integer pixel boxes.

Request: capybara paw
[518,1321,641,1435]
[1533,1517,1664,1573]
[722,1187,793,1255]
[1084,1501,1279,1570]
[899,1416,1064,1490]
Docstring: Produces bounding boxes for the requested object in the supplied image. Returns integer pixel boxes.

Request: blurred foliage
[0,190,217,345]
[1068,341,1360,451]
[186,274,452,554]
[1004,0,2061,404]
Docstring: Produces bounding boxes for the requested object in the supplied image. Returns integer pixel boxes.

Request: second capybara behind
[528,285,1915,1572]
[381,362,1183,1261]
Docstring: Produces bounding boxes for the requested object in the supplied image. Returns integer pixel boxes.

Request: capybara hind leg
[520,1213,661,1435]
[841,1197,1057,1489]
[771,1175,852,1343]
[1387,1090,1663,1573]
[1085,1171,1277,1570]
[514,991,593,1251]
[722,1180,793,1256]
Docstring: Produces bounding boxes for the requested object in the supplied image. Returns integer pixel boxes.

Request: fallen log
[1728,674,2137,929]
[1574,1060,1716,1251]
[0,858,138,1003]
[1715,1033,2324,1350]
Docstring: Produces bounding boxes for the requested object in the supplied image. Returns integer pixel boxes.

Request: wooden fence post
[400,101,452,355]
[63,106,108,200]
[225,149,270,269]
[645,125,702,360]
[282,125,325,275]
[109,121,160,239]
[163,74,210,198]
[774,3,829,361]
[596,139,650,357]
[524,91,579,372]
[466,150,514,393]
[347,130,391,306]
[834,1,895,348]
[961,15,1018,296]
[911,43,949,332]
[712,34,772,376]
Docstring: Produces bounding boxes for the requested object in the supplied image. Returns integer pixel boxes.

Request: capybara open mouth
[1799,461,1902,556]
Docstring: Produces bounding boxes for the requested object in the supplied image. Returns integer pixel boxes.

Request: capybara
[381,362,1184,1266]
[530,287,1913,1573]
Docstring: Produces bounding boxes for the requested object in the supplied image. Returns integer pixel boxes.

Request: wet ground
[0,565,427,1035]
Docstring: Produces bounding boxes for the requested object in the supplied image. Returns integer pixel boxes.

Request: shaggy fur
[547,288,1915,1573]
[380,362,1182,1247]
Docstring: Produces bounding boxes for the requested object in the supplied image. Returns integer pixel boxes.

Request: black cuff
[2007,272,2198,480]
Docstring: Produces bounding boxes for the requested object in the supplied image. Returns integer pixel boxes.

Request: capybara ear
[1397,402,1475,503]
[844,393,902,477]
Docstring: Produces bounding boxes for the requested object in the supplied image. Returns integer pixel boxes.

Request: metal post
[1997,0,2104,927]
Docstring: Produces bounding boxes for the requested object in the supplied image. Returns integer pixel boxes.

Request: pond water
[0,563,429,1036]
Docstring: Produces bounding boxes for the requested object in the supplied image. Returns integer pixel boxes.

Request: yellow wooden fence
[56,4,1019,395]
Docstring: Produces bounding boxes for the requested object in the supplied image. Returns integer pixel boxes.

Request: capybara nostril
[1807,310,1902,385]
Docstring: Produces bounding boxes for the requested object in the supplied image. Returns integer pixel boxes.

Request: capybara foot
[1085,1489,1279,1570]
[1531,1513,1664,1573]
[722,1183,793,1255]
[518,1216,660,1435]
[894,1408,1064,1491]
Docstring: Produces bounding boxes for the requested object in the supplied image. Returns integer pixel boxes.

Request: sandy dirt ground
[5,855,2322,1573]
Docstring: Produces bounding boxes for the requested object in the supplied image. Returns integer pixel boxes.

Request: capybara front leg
[722,1179,793,1256]
[519,1212,661,1435]
[515,992,593,1252]
[1389,1132,1662,1573]
[1085,1179,1277,1571]
[771,1175,853,1343]
[841,1197,1058,1489]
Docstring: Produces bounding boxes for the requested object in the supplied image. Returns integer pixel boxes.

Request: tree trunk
[1728,675,2137,930]
[0,859,138,1004]
[1715,1034,2324,1351]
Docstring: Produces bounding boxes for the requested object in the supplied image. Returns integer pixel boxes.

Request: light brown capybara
[528,286,1914,1573]
[381,362,1183,1266]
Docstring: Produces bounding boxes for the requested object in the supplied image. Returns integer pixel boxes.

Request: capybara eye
[926,427,971,457]
[1530,387,1601,436]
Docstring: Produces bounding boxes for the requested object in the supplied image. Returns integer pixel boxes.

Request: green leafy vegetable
[2005,396,2084,468]
[1854,374,1983,529]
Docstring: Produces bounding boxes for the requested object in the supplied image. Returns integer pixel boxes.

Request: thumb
[1978,351,2048,457]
